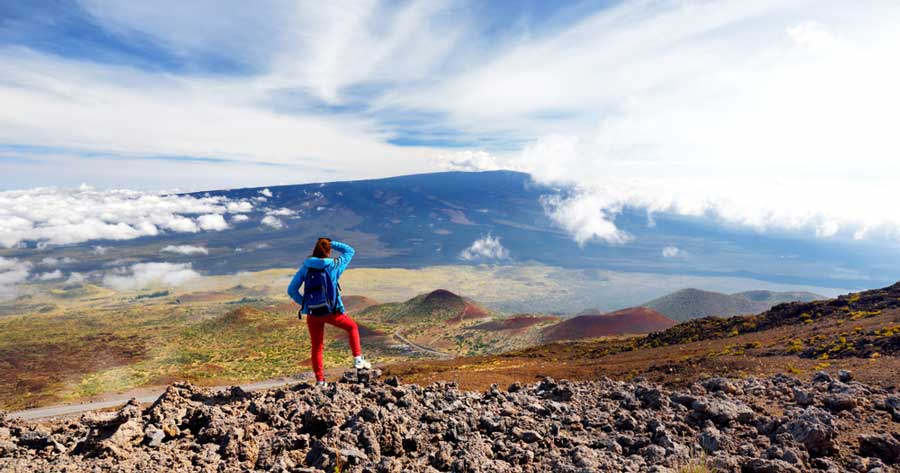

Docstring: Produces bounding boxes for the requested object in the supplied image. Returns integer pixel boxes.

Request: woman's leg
[324,312,362,357]
[306,315,326,381]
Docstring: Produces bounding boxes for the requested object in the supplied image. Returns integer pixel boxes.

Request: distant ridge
[643,288,822,322]
[541,307,675,341]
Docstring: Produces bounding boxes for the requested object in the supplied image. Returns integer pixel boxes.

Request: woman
[287,238,371,386]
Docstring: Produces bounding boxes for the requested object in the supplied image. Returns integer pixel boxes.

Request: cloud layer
[102,262,201,291]
[0,186,252,248]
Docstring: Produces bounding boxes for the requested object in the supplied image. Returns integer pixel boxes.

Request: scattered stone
[699,426,725,453]
[0,372,894,472]
[793,387,815,406]
[823,393,857,412]
[743,457,802,473]
[143,424,164,448]
[784,407,836,457]
[859,434,900,464]
[812,371,834,384]
[838,369,853,383]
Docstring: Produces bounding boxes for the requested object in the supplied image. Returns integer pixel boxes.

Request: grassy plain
[0,265,570,409]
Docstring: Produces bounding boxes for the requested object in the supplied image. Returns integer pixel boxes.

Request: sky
[2,1,900,264]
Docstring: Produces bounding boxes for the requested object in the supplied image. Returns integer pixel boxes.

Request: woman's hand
[297,308,304,321]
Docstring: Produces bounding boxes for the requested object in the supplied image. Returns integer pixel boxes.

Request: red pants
[306,312,361,381]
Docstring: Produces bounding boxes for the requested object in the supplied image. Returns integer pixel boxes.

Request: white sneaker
[315,381,327,388]
[354,355,372,370]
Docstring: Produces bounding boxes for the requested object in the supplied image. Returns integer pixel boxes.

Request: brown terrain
[541,307,676,341]
[4,285,900,471]
[471,315,561,333]
[385,283,900,393]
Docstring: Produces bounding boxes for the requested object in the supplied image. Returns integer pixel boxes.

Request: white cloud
[34,270,63,281]
[161,245,208,255]
[231,214,250,223]
[93,246,108,255]
[260,215,284,229]
[258,188,273,198]
[197,214,229,231]
[435,150,502,172]
[162,216,199,233]
[0,43,435,188]
[39,256,77,267]
[540,191,630,246]
[226,201,253,213]
[102,262,201,291]
[0,186,249,248]
[662,246,687,258]
[65,272,87,285]
[459,234,510,261]
[0,257,32,300]
[266,207,297,217]
[417,3,900,246]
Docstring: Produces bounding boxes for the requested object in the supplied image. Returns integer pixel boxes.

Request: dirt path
[7,374,313,421]
[393,330,454,359]
[8,337,450,422]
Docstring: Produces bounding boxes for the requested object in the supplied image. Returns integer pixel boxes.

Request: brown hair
[311,237,332,258]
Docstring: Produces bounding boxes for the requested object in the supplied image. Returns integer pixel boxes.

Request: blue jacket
[287,241,355,314]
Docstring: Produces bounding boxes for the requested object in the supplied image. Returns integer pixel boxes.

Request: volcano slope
[3,369,900,472]
[387,282,900,391]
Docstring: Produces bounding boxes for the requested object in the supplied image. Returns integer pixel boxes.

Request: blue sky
[2,0,900,268]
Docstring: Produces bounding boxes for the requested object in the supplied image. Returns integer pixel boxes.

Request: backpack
[303,266,339,316]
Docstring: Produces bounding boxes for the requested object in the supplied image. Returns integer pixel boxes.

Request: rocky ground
[1,369,899,472]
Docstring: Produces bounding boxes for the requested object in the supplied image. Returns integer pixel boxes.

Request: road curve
[393,330,455,359]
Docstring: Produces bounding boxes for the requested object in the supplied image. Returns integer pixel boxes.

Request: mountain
[4,170,892,292]
[643,288,822,322]
[541,307,675,341]
[358,289,490,325]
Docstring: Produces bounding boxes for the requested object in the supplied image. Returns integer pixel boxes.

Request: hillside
[643,288,822,321]
[358,289,489,324]
[541,307,676,341]
[386,282,900,393]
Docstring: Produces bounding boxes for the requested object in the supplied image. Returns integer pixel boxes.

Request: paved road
[393,330,455,359]
[8,375,311,421]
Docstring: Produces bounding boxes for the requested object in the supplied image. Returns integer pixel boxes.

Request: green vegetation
[849,310,881,320]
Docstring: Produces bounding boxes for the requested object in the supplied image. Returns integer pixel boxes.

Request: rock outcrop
[1,369,898,472]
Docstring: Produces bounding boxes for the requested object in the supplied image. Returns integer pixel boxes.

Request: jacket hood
[303,257,332,269]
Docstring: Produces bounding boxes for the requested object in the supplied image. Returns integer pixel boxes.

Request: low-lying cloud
[0,186,252,248]
[0,256,32,300]
[161,245,208,256]
[102,262,201,291]
[459,234,510,261]
[197,214,229,231]
[0,257,32,299]
[39,256,77,267]
[34,269,64,281]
